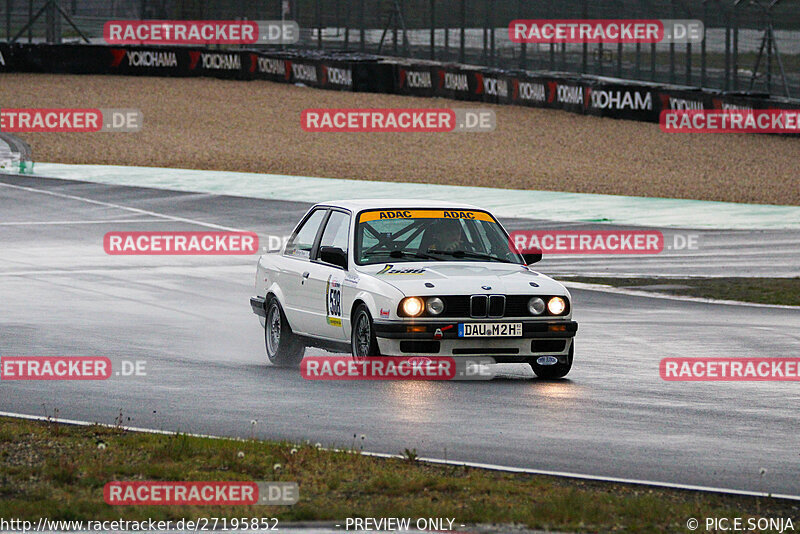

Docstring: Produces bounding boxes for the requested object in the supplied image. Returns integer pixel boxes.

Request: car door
[280,207,328,335]
[304,209,352,341]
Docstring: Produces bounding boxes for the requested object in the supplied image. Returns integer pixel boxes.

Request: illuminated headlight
[401,297,425,317]
[547,296,567,315]
[527,297,545,315]
[426,297,445,315]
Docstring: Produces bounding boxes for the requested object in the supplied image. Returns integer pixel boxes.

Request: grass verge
[1,416,798,533]
[563,277,800,306]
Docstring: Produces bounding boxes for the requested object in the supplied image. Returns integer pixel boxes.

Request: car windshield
[355,209,524,265]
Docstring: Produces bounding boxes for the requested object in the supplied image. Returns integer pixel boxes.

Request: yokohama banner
[584,81,657,121]
[1,43,798,127]
[394,62,437,97]
[432,65,485,102]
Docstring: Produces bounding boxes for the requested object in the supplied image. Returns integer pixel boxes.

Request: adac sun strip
[359,209,495,223]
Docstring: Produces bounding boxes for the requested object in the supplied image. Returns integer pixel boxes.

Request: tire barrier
[2,42,798,124]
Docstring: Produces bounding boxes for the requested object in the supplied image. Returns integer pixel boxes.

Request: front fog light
[401,297,424,317]
[426,297,444,315]
[547,296,566,315]
[527,297,545,315]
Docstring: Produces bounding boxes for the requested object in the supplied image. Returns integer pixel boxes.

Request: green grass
[1,416,799,532]
[563,277,800,306]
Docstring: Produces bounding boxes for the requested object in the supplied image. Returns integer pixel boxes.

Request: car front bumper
[373,319,577,359]
[250,296,266,317]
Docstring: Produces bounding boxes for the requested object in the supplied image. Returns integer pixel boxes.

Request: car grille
[488,295,505,317]
[505,295,535,316]
[470,295,488,317]
[439,295,531,318]
[434,295,566,318]
[439,296,471,317]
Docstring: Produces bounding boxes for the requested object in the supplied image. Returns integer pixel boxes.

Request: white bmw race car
[250,200,577,378]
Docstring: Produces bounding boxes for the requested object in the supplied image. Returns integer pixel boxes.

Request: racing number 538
[328,286,341,316]
[326,275,342,326]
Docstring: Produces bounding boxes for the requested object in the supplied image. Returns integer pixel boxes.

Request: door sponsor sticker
[326,275,342,327]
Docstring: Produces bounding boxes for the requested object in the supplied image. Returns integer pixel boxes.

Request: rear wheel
[264,296,305,367]
[351,304,380,359]
[528,343,574,379]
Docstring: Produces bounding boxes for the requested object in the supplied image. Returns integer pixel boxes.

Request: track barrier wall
[2,43,800,125]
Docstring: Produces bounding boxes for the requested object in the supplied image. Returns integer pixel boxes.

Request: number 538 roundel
[250,199,577,379]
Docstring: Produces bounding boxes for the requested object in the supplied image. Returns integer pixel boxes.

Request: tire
[351,304,380,359]
[528,343,574,379]
[264,296,305,367]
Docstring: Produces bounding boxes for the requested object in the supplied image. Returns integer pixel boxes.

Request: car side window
[285,209,327,259]
[357,219,418,262]
[464,219,491,253]
[470,219,517,261]
[317,211,350,257]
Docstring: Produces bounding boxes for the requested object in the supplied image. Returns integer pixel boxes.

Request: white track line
[0,182,242,232]
[0,266,251,277]
[563,281,800,310]
[1,410,797,502]
[0,219,167,226]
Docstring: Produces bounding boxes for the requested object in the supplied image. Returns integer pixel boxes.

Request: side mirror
[319,246,348,270]
[522,251,542,265]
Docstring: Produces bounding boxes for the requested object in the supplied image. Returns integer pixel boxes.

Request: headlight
[527,297,545,315]
[426,297,444,315]
[401,297,424,317]
[547,296,566,315]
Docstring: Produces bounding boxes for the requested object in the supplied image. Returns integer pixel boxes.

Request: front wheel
[351,304,380,359]
[264,296,305,367]
[528,343,574,379]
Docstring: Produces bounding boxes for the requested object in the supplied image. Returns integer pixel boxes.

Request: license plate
[458,322,522,337]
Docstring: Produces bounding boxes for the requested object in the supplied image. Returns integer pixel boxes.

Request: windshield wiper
[362,250,444,260]
[425,250,513,263]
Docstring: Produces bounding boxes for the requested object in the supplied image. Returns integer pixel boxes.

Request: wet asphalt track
[1,175,799,497]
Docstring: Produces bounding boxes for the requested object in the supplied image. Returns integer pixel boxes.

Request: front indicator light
[527,297,545,315]
[407,325,426,333]
[426,297,445,315]
[549,324,566,332]
[401,297,425,317]
[547,296,566,315]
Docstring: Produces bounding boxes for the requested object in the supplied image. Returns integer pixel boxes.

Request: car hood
[356,262,569,296]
